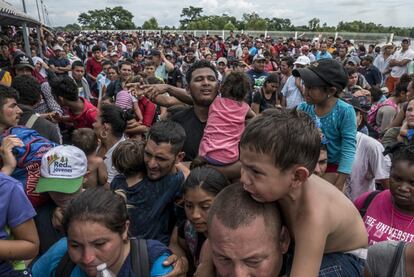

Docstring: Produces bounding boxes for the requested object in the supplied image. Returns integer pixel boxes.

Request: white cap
[294,55,311,66]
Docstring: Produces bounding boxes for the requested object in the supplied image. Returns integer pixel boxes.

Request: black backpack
[55,238,150,277]
[359,190,381,218]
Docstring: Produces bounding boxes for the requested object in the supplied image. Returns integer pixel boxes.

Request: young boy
[239,108,368,276]
[71,128,107,188]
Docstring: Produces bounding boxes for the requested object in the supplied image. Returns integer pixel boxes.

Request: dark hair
[346,67,357,76]
[220,71,250,101]
[0,84,19,108]
[119,61,132,71]
[112,139,146,177]
[102,60,112,67]
[185,60,218,86]
[390,144,414,170]
[11,75,41,106]
[370,87,383,103]
[240,108,320,172]
[207,183,281,240]
[50,75,79,101]
[91,45,101,53]
[146,76,164,85]
[164,105,188,120]
[71,128,98,155]
[264,73,280,86]
[100,104,133,138]
[147,120,186,155]
[62,187,128,236]
[144,60,156,68]
[71,60,84,70]
[182,167,229,196]
[395,82,408,98]
[281,56,294,68]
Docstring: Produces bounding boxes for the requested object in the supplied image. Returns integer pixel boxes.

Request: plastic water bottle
[96,263,116,277]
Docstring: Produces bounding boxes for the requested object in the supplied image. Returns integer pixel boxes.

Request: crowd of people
[1,25,414,276]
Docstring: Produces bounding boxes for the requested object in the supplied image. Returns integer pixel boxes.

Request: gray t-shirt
[366,241,406,277]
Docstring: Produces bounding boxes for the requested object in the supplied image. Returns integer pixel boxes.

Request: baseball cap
[217,57,228,65]
[35,145,87,194]
[346,97,368,113]
[12,54,34,70]
[301,45,310,51]
[294,55,311,66]
[53,45,63,51]
[253,54,266,62]
[347,56,361,66]
[292,59,348,90]
[110,51,118,57]
[146,49,161,57]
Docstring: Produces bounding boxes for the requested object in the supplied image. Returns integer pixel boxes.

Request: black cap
[346,97,368,113]
[292,59,348,90]
[12,54,34,70]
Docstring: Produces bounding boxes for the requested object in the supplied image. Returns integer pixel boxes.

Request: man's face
[216,62,226,73]
[72,66,85,80]
[280,61,290,75]
[144,139,177,181]
[240,147,292,202]
[93,50,102,60]
[144,66,156,77]
[339,48,347,58]
[210,216,288,277]
[111,55,119,64]
[407,81,414,100]
[0,98,22,129]
[348,73,358,87]
[327,38,333,47]
[15,67,33,76]
[402,40,410,51]
[187,52,195,60]
[119,64,132,81]
[320,43,327,53]
[126,43,133,52]
[253,59,265,72]
[188,67,218,107]
[102,64,111,75]
[314,149,328,177]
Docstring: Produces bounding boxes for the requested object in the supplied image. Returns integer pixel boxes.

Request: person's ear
[122,220,130,241]
[291,166,309,189]
[327,87,337,97]
[279,226,291,254]
[175,151,185,164]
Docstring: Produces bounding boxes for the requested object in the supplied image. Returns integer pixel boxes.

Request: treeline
[57,6,414,37]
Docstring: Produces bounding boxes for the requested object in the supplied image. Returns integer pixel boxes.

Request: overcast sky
[8,0,413,28]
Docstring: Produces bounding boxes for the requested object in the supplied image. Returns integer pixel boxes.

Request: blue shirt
[110,172,184,245]
[298,99,357,174]
[31,238,172,277]
[0,173,36,275]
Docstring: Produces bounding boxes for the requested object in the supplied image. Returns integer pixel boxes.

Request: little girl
[169,166,230,274]
[115,76,144,122]
[199,71,255,165]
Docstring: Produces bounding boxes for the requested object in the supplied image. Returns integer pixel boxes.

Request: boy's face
[240,147,292,202]
[144,66,156,77]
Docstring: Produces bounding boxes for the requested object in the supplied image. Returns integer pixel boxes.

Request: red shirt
[85,57,103,78]
[138,97,156,127]
[68,97,97,129]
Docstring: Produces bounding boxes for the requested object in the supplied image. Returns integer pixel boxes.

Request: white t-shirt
[345,132,391,201]
[390,48,414,78]
[281,75,304,109]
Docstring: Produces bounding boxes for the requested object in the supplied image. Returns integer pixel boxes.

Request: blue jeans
[319,252,365,277]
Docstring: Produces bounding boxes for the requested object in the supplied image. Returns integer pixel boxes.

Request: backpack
[367,98,398,132]
[359,190,381,218]
[56,238,150,277]
[0,126,58,208]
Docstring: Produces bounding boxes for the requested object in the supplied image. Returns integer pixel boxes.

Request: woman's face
[184,187,215,233]
[390,161,414,213]
[264,82,279,94]
[67,220,128,277]
[348,73,358,87]
[405,100,414,127]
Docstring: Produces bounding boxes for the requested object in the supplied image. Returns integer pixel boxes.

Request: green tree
[242,12,267,30]
[308,17,320,31]
[180,6,203,29]
[142,17,159,29]
[223,21,236,30]
[64,23,81,31]
[78,6,135,30]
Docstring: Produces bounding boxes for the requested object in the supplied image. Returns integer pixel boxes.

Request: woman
[382,98,414,148]
[169,167,229,274]
[94,104,133,185]
[354,144,414,245]
[31,187,176,276]
[251,73,281,114]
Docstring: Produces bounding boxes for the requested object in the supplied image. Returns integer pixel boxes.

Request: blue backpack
[0,126,58,208]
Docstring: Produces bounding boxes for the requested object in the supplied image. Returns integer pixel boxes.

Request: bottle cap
[96,263,107,271]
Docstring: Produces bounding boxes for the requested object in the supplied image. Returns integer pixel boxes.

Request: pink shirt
[354,190,414,245]
[199,96,249,164]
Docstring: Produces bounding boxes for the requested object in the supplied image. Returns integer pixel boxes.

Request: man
[316,42,333,60]
[50,75,97,129]
[146,49,174,82]
[85,45,103,88]
[215,57,228,80]
[386,38,414,93]
[110,51,120,67]
[360,55,382,88]
[373,43,394,85]
[123,41,135,59]
[106,61,133,99]
[326,36,336,54]
[301,45,316,62]
[246,54,269,92]
[201,183,290,277]
[48,45,70,76]
[11,75,61,144]
[96,60,112,100]
[335,46,349,66]
[281,56,303,109]
[70,61,92,101]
